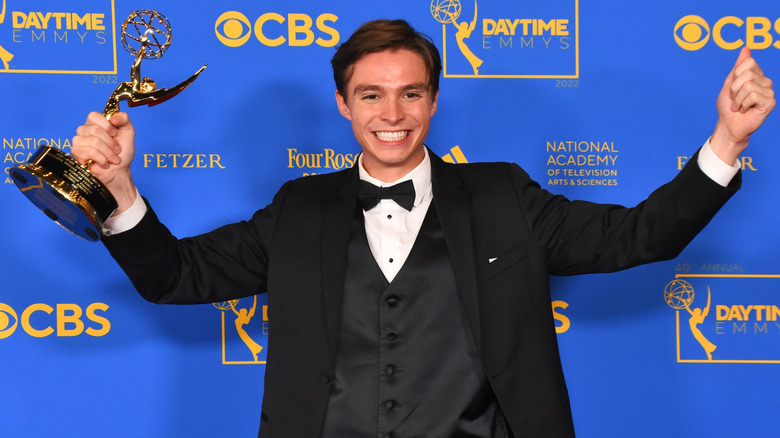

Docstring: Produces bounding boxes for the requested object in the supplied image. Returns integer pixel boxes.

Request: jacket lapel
[429,149,482,350]
[320,166,360,363]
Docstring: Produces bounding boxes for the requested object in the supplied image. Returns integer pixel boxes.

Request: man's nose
[381,99,404,123]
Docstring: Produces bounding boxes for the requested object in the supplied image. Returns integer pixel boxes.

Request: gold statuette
[10,10,206,242]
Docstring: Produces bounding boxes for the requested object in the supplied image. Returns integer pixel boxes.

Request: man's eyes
[358,92,425,101]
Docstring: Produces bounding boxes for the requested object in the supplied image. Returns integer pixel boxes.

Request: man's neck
[358,149,428,184]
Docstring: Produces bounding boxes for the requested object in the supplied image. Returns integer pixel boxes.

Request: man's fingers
[724,47,775,113]
[73,120,122,165]
[730,69,775,113]
[734,88,775,114]
[106,112,133,133]
[84,111,133,137]
[73,133,121,166]
[85,111,117,134]
[733,46,752,70]
[734,57,764,80]
[724,47,757,99]
[75,122,120,153]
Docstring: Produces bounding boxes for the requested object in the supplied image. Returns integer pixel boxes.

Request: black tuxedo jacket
[103,148,739,437]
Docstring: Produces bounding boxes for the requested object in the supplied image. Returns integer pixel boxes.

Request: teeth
[375,131,408,142]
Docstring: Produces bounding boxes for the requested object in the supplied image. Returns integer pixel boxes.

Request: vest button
[386,332,398,341]
[318,373,331,384]
[383,400,396,411]
[386,295,399,307]
[385,365,395,377]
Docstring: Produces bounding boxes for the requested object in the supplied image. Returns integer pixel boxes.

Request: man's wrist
[697,138,740,187]
[709,120,749,166]
[103,189,146,235]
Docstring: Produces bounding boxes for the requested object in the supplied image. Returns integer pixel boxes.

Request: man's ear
[431,90,439,117]
[335,90,352,120]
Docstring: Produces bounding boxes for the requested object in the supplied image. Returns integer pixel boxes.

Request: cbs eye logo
[215,12,253,47]
[215,11,339,48]
[674,15,710,51]
[0,303,19,339]
[675,15,780,51]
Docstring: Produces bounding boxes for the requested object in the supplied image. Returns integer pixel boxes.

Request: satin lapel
[430,150,482,350]
[321,166,360,363]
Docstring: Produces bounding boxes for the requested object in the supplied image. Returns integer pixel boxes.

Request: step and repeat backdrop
[2,0,779,436]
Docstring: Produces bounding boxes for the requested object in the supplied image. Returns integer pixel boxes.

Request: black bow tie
[358,179,416,211]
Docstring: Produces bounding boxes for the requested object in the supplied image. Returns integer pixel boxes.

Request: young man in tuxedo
[73,19,774,438]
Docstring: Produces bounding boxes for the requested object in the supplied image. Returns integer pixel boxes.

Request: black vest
[321,204,510,438]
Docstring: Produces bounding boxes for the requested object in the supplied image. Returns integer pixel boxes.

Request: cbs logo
[215,11,339,48]
[0,303,110,339]
[675,15,780,51]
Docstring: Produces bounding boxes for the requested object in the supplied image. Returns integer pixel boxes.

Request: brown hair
[331,19,441,99]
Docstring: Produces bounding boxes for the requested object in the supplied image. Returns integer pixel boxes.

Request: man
[72,19,774,438]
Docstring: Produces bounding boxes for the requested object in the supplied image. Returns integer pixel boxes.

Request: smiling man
[335,48,437,181]
[72,19,774,438]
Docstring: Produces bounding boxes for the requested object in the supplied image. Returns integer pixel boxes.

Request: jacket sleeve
[513,150,741,275]
[101,181,292,304]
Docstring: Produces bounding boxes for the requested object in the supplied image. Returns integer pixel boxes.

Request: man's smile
[373,131,410,142]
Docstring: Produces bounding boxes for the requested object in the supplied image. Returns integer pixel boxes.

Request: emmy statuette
[9,10,206,241]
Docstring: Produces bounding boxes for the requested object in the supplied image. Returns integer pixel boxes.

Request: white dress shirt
[105,140,740,282]
[357,149,434,282]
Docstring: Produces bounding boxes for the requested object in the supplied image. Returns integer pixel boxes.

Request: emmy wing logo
[664,275,780,364]
[664,280,717,361]
[213,296,268,365]
[429,0,579,78]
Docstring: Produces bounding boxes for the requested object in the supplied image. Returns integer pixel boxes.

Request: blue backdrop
[2,0,779,436]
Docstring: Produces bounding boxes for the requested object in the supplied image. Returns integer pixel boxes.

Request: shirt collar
[357,148,432,209]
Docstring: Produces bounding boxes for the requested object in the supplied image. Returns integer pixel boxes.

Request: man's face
[336,49,438,182]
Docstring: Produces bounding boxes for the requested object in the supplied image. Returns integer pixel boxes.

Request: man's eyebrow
[403,82,430,94]
[352,84,382,95]
[352,83,430,95]
[402,83,430,93]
